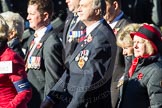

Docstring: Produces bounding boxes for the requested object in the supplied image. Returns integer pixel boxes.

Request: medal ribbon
[79,29,86,42]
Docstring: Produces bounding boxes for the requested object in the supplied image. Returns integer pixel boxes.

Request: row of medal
[27,56,41,69]
[67,30,86,43]
[67,29,93,69]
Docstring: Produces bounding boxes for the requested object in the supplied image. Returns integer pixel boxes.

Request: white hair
[1,11,24,40]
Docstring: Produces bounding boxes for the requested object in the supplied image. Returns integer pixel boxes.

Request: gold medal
[78,58,85,69]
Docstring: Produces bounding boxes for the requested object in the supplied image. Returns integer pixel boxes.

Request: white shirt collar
[34,24,52,43]
[108,11,124,29]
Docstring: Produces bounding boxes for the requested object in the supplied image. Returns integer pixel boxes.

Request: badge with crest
[75,50,90,69]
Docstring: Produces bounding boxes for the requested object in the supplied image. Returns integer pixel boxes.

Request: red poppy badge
[113,28,120,35]
[137,72,143,80]
[37,43,42,49]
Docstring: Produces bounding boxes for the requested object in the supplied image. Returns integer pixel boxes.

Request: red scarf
[128,54,152,78]
[128,57,139,78]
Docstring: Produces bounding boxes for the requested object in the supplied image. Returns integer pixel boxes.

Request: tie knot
[34,32,38,38]
[73,12,78,18]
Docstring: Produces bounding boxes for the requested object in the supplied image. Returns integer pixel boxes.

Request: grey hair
[92,0,106,16]
[0,15,9,39]
[1,11,24,40]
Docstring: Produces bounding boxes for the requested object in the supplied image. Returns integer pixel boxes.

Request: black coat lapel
[62,12,74,47]
[114,14,132,29]
[24,35,35,61]
[32,28,54,55]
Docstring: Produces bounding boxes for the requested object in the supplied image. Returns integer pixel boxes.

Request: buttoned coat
[25,27,64,108]
[48,19,117,108]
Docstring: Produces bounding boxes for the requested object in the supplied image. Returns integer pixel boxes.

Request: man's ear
[113,1,119,10]
[95,8,101,16]
[43,12,49,21]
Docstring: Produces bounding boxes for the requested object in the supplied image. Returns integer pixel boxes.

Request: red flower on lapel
[137,72,143,80]
[37,43,42,49]
[113,28,120,35]
[87,34,92,43]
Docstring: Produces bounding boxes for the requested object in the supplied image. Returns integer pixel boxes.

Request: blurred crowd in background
[0,0,162,108]
[0,0,161,31]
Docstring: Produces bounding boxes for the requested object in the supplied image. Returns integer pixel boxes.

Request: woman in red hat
[118,24,162,108]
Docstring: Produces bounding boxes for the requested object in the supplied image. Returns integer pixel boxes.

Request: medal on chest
[75,50,90,69]
[78,58,85,69]
[27,56,41,69]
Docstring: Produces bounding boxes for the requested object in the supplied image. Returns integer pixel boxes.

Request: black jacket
[48,19,117,108]
[26,27,64,108]
[119,54,162,108]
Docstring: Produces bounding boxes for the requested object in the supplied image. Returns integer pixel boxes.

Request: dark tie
[66,15,78,42]
[70,15,78,30]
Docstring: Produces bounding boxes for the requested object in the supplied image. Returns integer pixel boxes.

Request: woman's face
[133,36,147,57]
[122,45,133,56]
